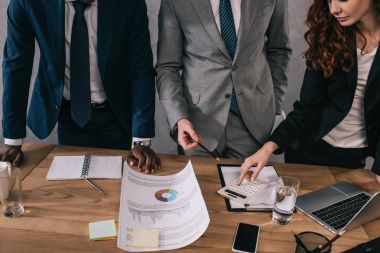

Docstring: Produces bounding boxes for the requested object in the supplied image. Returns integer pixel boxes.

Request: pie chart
[155,189,178,202]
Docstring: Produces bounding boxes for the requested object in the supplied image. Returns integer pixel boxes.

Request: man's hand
[237,141,278,185]
[376,175,380,185]
[0,145,23,166]
[177,119,201,150]
[127,145,161,174]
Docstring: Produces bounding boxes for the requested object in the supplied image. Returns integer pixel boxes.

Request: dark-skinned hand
[127,144,161,174]
[0,145,23,166]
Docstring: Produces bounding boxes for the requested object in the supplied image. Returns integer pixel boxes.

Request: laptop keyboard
[312,193,371,230]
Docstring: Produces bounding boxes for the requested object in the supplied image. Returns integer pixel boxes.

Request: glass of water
[272,176,300,225]
[0,164,24,218]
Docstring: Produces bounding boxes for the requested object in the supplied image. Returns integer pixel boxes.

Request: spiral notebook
[46,155,122,180]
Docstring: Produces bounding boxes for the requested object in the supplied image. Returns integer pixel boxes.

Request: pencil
[185,132,221,161]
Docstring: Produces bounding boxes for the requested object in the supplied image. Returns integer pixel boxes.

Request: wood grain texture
[19,143,56,180]
[1,145,379,253]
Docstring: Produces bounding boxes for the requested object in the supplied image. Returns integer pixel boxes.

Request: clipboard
[217,164,278,212]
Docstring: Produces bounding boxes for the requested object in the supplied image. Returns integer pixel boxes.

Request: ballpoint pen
[84,178,107,196]
[185,132,221,161]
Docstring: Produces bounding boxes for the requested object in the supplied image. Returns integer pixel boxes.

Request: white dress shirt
[210,0,241,35]
[64,0,107,104]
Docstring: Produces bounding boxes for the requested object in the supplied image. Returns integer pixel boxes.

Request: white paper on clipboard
[218,165,278,211]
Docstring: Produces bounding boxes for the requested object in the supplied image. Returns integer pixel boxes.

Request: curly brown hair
[304,0,380,77]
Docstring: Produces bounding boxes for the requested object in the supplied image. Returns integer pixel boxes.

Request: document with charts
[117,160,210,252]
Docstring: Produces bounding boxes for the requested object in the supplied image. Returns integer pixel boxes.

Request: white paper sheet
[220,165,278,210]
[117,160,210,252]
[46,156,122,180]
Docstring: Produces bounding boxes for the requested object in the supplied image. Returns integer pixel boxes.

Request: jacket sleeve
[265,0,292,114]
[126,0,156,138]
[371,140,380,175]
[155,0,190,129]
[270,68,327,152]
[2,0,35,139]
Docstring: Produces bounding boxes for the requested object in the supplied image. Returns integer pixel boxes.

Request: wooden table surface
[0,144,379,253]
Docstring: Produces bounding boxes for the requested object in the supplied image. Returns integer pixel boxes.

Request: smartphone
[232,223,260,253]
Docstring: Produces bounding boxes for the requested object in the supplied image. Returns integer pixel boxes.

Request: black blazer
[271,47,380,175]
[2,0,155,140]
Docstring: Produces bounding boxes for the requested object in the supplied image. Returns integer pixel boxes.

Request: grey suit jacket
[156,0,291,150]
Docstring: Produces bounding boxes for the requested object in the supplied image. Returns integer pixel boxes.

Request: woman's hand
[237,141,279,184]
[376,175,380,185]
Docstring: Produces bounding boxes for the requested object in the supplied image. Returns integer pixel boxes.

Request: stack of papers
[117,160,210,252]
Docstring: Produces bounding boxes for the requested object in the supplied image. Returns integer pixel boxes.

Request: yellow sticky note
[89,220,117,241]
[131,228,159,248]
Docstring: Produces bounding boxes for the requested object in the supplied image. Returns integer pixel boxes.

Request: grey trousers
[185,112,262,159]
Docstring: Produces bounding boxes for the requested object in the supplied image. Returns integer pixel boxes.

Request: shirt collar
[66,0,97,6]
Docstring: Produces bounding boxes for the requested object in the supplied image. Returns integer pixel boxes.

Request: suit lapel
[366,46,380,89]
[346,48,358,93]
[97,0,117,83]
[45,0,65,79]
[234,0,259,58]
[189,0,231,60]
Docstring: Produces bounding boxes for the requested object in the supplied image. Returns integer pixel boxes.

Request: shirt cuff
[4,138,23,146]
[131,137,151,148]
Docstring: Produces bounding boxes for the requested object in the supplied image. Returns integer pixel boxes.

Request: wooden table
[0,144,379,253]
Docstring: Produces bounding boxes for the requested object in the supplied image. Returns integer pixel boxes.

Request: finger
[127,155,134,166]
[1,153,10,162]
[183,141,199,151]
[126,154,136,166]
[185,128,200,144]
[156,157,161,170]
[251,161,265,181]
[183,132,195,143]
[192,134,201,144]
[145,155,152,173]
[150,156,157,173]
[178,132,189,147]
[138,155,146,170]
[13,152,23,166]
[237,160,251,185]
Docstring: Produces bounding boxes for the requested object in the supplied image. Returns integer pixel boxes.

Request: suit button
[232,65,237,71]
[225,94,231,98]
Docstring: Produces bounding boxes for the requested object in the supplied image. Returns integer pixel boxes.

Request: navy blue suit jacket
[2,0,155,140]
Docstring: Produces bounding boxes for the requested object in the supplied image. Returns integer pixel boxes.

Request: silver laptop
[296,182,380,235]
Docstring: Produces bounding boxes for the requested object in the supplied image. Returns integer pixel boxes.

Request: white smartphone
[232,223,260,253]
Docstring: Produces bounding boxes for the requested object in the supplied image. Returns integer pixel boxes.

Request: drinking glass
[0,163,24,217]
[272,176,300,225]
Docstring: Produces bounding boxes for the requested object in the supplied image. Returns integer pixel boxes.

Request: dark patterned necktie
[220,0,240,115]
[70,1,91,127]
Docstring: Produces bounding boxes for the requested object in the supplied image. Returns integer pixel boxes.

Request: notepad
[130,228,159,248]
[46,155,122,180]
[89,220,118,241]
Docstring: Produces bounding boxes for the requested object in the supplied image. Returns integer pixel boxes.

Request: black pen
[185,132,221,161]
